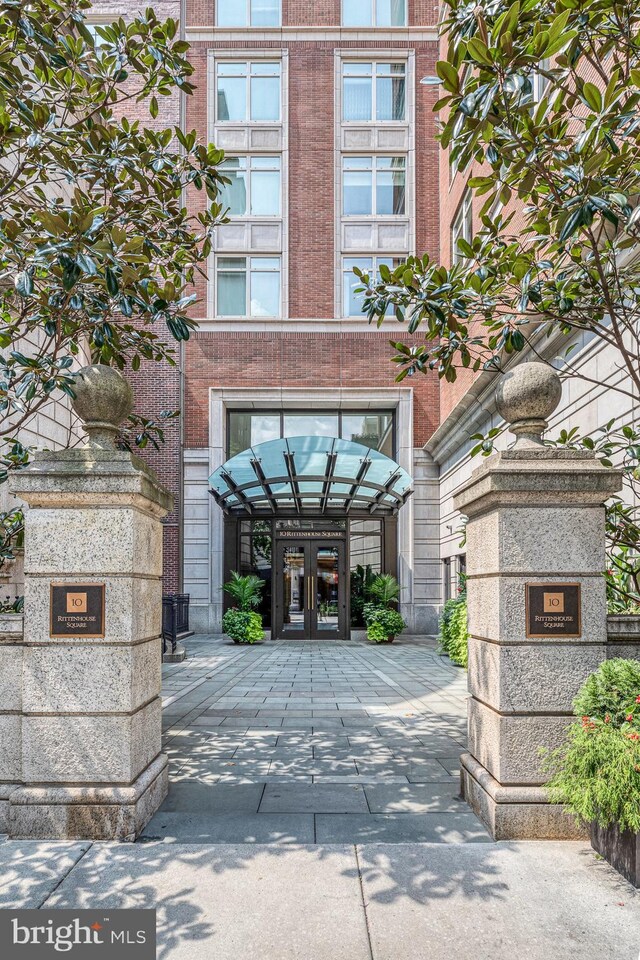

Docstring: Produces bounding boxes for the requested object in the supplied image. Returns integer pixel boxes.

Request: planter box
[591,820,640,887]
[607,615,640,661]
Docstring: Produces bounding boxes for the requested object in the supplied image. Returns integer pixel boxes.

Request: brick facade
[124,0,443,594]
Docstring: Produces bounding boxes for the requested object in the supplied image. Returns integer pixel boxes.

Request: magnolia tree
[359,0,640,611]
[0,1,226,606]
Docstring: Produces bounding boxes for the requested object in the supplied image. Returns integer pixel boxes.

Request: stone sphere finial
[71,364,134,450]
[495,362,562,449]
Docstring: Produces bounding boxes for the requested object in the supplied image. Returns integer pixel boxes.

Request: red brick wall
[185,332,440,449]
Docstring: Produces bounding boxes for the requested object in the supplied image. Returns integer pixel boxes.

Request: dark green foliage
[366,608,406,643]
[350,564,376,627]
[438,595,468,667]
[222,609,264,644]
[573,658,640,726]
[0,0,227,589]
[223,572,264,612]
[362,0,640,611]
[368,574,401,607]
[543,658,640,832]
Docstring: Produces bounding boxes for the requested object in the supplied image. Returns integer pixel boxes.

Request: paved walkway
[146,636,489,843]
[2,636,640,958]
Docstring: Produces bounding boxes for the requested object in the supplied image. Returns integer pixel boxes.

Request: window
[342,257,401,317]
[216,257,280,317]
[343,156,406,216]
[342,62,406,122]
[219,157,281,216]
[217,0,280,26]
[228,410,395,457]
[350,519,383,627]
[216,62,281,122]
[342,0,406,26]
[451,190,472,265]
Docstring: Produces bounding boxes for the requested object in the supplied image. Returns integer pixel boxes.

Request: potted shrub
[365,607,406,644]
[222,572,265,645]
[363,574,406,643]
[543,658,640,886]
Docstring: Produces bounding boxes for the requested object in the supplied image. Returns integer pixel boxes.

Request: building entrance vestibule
[276,538,347,640]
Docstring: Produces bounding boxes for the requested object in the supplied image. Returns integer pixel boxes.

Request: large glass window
[216,257,281,317]
[219,157,281,216]
[343,156,406,216]
[217,62,281,122]
[350,518,383,627]
[342,413,393,457]
[342,0,406,26]
[217,0,280,26]
[239,520,272,627]
[228,410,395,457]
[342,62,406,122]
[342,256,401,317]
[284,414,339,439]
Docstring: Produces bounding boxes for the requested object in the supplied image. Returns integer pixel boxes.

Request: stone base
[0,784,21,833]
[8,753,168,841]
[461,753,587,840]
[163,643,187,663]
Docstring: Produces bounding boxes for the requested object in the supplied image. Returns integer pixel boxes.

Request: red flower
[605,715,611,723]
[635,696,640,704]
[627,714,634,723]
[629,733,640,741]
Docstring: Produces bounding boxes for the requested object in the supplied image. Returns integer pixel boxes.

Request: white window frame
[215,256,281,318]
[216,0,281,27]
[451,189,472,265]
[342,256,402,318]
[215,61,282,124]
[219,156,282,218]
[341,0,407,27]
[341,61,407,123]
[342,155,406,217]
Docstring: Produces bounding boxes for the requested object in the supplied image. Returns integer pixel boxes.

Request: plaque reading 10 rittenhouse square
[50,583,105,639]
[526,582,582,638]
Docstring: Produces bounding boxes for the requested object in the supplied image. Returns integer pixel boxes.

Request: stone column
[8,365,172,840]
[456,363,622,840]
[0,612,23,831]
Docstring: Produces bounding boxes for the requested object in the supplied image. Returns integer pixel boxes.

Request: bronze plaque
[526,582,581,638]
[50,583,105,638]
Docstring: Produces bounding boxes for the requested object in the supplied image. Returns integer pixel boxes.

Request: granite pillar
[7,365,172,840]
[455,363,622,839]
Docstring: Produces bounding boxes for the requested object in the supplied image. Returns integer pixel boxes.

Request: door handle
[308,576,314,611]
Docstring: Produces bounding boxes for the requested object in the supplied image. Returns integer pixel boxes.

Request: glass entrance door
[275,540,347,639]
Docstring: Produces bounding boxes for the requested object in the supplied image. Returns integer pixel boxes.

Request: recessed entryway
[144,635,489,844]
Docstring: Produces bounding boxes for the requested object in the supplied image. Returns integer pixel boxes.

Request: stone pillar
[0,612,23,832]
[8,365,172,840]
[456,363,622,839]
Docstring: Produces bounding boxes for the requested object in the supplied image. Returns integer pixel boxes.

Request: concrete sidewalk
[1,838,638,959]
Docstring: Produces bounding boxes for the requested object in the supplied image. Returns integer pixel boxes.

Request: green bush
[368,574,401,608]
[366,607,406,643]
[543,658,640,833]
[438,595,468,667]
[222,608,264,644]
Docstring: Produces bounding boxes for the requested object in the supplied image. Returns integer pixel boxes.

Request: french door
[275,540,347,640]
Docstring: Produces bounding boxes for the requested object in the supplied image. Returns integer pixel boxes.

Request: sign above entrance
[209,435,412,516]
[50,583,105,639]
[525,583,582,638]
[278,530,346,539]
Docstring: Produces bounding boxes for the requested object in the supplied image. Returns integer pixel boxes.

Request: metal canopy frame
[210,436,413,517]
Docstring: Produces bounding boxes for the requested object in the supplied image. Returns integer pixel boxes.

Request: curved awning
[209,436,413,516]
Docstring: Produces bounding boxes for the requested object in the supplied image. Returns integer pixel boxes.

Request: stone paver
[147,635,473,844]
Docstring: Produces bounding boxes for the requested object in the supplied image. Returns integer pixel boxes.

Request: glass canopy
[209,436,413,515]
